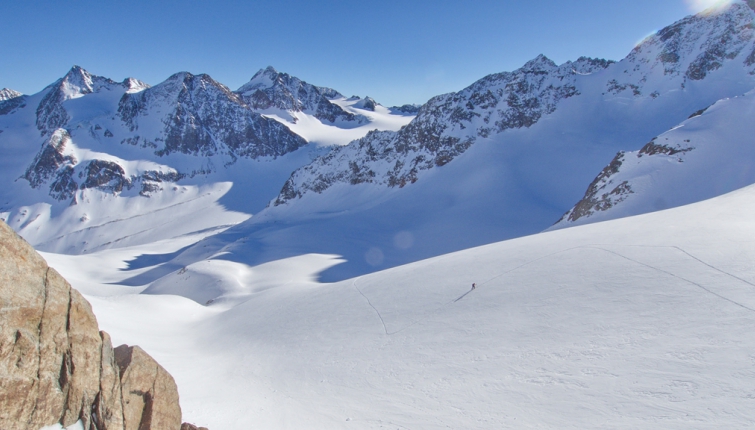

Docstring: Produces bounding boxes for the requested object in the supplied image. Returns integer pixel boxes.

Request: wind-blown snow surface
[43,183,755,429]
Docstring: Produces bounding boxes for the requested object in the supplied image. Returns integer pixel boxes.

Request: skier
[472,283,476,290]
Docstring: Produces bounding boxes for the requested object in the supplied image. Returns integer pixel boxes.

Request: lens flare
[634,31,660,49]
[685,0,734,15]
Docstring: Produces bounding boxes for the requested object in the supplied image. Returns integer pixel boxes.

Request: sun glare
[685,0,734,15]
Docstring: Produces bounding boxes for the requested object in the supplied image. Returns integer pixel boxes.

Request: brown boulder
[115,345,182,430]
[0,221,192,430]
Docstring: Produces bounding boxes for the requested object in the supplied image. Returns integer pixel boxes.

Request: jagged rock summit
[0,220,200,430]
[236,65,368,124]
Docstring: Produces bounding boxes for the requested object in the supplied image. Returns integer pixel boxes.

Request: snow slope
[43,178,755,429]
[553,88,755,229]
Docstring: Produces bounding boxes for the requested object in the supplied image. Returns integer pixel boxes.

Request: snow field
[48,182,755,429]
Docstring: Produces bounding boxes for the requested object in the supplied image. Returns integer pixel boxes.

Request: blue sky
[0,0,726,106]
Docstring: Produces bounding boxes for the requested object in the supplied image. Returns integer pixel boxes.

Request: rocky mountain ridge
[117,70,307,159]
[0,66,338,207]
[273,55,609,203]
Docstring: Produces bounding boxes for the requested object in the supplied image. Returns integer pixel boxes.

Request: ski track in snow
[588,245,755,314]
[354,244,755,337]
[355,274,488,336]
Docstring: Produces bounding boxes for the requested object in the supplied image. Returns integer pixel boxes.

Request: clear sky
[0,0,732,106]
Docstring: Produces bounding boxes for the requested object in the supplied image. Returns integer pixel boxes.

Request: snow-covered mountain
[237,68,416,147]
[0,66,413,254]
[272,54,611,203]
[0,88,22,101]
[3,2,755,280]
[275,2,755,204]
[12,65,308,201]
[553,87,755,228]
[155,1,755,282]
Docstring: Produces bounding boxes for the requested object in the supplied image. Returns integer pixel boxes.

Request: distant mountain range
[0,64,413,253]
[2,1,755,282]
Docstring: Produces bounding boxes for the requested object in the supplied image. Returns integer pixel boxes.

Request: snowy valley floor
[42,184,755,429]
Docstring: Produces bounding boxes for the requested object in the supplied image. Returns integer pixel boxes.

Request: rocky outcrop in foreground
[0,221,200,430]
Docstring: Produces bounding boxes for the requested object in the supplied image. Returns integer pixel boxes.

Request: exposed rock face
[358,96,378,111]
[271,3,755,206]
[0,94,26,116]
[17,66,308,205]
[36,66,123,137]
[118,71,308,160]
[391,104,420,114]
[556,130,700,225]
[23,129,77,190]
[0,220,189,430]
[22,128,185,201]
[557,151,634,224]
[613,1,755,94]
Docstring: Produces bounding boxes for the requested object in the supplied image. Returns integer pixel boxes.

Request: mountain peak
[242,66,281,91]
[166,71,195,82]
[0,88,22,101]
[262,65,279,75]
[355,96,379,111]
[627,0,755,80]
[122,77,150,93]
[55,66,122,99]
[697,0,751,16]
[521,54,557,72]
[62,65,95,95]
[66,64,87,75]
